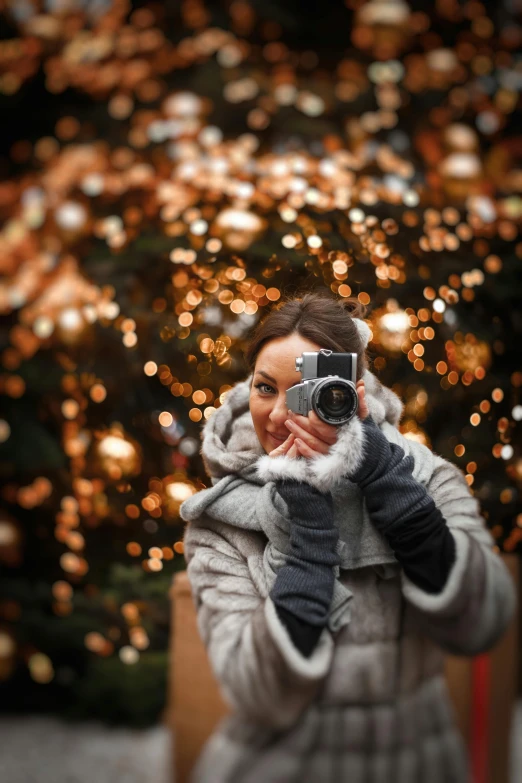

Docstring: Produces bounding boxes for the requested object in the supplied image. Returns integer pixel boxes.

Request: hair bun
[353,318,372,349]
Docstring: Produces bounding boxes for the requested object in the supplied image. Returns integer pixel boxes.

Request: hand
[268,430,323,460]
[287,379,370,459]
[268,431,299,459]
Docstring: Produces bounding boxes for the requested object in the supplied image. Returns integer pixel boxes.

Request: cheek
[249,397,269,429]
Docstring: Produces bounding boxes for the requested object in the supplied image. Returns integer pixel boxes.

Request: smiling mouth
[267,431,286,442]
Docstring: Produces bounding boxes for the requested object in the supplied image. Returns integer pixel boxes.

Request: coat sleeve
[400,453,517,656]
[183,517,334,729]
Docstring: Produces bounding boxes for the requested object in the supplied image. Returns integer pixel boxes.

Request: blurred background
[1,0,521,781]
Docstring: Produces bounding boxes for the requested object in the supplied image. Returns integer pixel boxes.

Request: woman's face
[249,333,323,454]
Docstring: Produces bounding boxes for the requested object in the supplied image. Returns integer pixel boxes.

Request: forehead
[254,334,323,376]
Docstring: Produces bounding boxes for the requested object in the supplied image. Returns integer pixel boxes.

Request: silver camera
[286,350,358,426]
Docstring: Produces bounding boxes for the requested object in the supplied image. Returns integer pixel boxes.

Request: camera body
[286,349,359,426]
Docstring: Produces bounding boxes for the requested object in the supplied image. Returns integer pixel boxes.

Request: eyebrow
[255,370,278,384]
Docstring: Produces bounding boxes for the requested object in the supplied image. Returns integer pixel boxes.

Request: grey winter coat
[180,368,516,783]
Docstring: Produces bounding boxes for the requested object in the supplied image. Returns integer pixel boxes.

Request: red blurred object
[471,654,491,783]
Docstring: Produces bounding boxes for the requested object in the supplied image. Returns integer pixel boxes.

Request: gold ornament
[354,0,412,58]
[212,208,267,251]
[0,512,23,567]
[89,425,142,481]
[162,477,197,521]
[449,338,491,373]
[0,629,16,682]
[371,299,412,354]
[439,124,483,202]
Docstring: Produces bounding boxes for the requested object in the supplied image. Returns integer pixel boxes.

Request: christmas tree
[0,0,520,724]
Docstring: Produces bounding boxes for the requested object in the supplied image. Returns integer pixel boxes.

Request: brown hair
[243,289,370,381]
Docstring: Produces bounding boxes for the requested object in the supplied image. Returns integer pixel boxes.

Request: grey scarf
[180,368,436,633]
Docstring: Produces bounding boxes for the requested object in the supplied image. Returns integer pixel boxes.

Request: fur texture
[353,317,372,349]
[181,363,517,783]
[184,505,516,782]
[255,413,365,492]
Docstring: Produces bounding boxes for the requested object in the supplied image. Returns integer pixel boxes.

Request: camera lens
[321,384,353,416]
[313,379,358,424]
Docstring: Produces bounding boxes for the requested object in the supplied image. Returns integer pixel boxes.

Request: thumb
[356,381,370,420]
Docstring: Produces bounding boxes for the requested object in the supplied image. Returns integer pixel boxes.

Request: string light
[0,0,519,696]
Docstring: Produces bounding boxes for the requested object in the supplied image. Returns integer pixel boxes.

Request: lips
[267,431,287,442]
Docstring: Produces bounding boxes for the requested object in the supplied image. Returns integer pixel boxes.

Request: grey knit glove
[270,480,341,627]
[346,415,457,595]
[347,415,432,529]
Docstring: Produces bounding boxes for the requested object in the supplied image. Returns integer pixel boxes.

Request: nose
[268,394,289,428]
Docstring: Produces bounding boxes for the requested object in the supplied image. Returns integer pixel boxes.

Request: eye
[254,382,274,394]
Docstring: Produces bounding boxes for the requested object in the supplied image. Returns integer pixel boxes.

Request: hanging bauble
[439,152,483,202]
[353,0,412,59]
[370,299,412,355]
[0,511,23,568]
[448,337,492,374]
[162,477,197,522]
[212,208,267,251]
[443,123,480,153]
[88,425,142,481]
[0,629,16,681]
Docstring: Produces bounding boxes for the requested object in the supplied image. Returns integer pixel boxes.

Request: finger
[295,438,321,459]
[308,409,339,441]
[287,442,299,459]
[357,385,369,420]
[269,432,294,458]
[285,419,331,454]
[287,410,337,444]
[280,432,295,452]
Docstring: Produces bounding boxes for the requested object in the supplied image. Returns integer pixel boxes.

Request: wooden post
[168,571,229,783]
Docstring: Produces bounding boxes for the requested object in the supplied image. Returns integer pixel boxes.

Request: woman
[180,291,516,783]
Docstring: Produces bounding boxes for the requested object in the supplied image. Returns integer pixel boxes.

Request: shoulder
[380,421,474,498]
[426,453,487,530]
